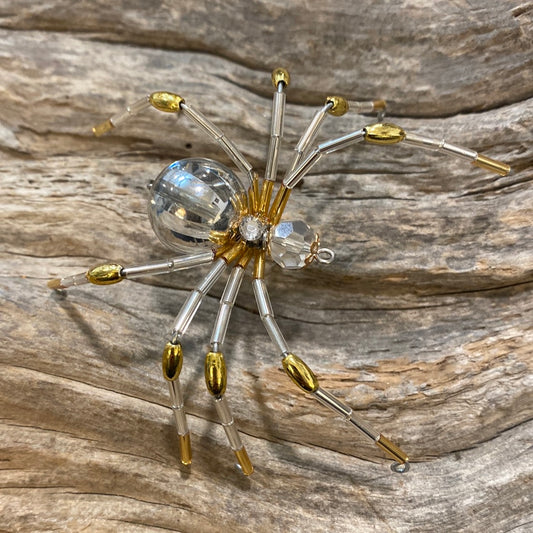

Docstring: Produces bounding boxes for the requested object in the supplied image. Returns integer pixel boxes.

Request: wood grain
[0,1,532,532]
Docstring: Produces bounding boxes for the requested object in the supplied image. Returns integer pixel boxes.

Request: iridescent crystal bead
[269,220,317,269]
[148,158,246,252]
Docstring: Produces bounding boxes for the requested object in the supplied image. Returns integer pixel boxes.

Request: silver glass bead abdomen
[148,158,246,252]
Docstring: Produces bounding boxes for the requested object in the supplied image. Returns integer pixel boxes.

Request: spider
[48,68,510,476]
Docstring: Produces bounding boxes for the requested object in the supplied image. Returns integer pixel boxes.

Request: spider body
[49,68,510,476]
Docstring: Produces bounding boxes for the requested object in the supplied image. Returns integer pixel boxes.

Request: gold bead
[376,435,409,464]
[205,351,227,396]
[234,447,254,476]
[473,154,510,176]
[92,119,114,137]
[326,96,349,116]
[179,433,192,466]
[86,263,124,285]
[272,67,290,88]
[162,342,183,381]
[282,353,319,393]
[372,99,387,112]
[364,123,406,145]
[149,91,184,113]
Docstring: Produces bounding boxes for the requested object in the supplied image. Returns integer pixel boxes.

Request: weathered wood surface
[0,1,532,532]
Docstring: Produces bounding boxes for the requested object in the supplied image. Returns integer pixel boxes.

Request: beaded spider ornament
[49,68,510,475]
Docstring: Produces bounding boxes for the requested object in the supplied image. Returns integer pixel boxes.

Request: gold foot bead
[282,353,319,393]
[364,123,406,145]
[86,263,124,285]
[179,432,192,466]
[92,119,114,137]
[162,342,184,381]
[473,154,511,176]
[376,434,409,464]
[149,91,184,113]
[47,278,65,290]
[205,351,227,397]
[234,446,254,476]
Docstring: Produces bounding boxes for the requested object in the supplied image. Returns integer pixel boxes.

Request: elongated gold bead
[364,123,406,145]
[86,263,124,285]
[205,351,227,397]
[149,91,184,113]
[282,353,319,393]
[162,342,183,382]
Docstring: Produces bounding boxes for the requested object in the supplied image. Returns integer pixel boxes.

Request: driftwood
[0,1,532,532]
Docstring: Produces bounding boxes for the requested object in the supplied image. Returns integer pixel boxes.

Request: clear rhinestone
[239,215,268,244]
[269,220,317,269]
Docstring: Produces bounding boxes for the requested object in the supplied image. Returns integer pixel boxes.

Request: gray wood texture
[1,1,532,532]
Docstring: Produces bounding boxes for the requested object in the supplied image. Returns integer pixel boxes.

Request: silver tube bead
[215,397,243,451]
[264,136,281,182]
[271,91,286,137]
[210,305,232,348]
[262,316,290,355]
[168,381,189,435]
[264,88,286,182]
[122,251,214,278]
[123,259,174,278]
[110,96,151,126]
[168,380,184,409]
[283,149,322,189]
[218,135,254,178]
[210,265,244,348]
[317,129,366,154]
[172,290,203,336]
[180,103,223,138]
[252,279,273,317]
[403,133,443,150]
[347,100,375,114]
[222,266,245,303]
[440,141,477,161]
[252,279,289,354]
[314,388,379,441]
[403,133,477,161]
[181,102,253,183]
[57,272,90,288]
[172,258,227,336]
[348,411,381,442]
[295,104,331,154]
[197,258,227,294]
[214,395,233,424]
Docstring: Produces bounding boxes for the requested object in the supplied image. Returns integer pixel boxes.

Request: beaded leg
[252,251,409,472]
[92,92,254,186]
[161,257,229,465]
[205,251,254,475]
[284,123,510,190]
[47,251,215,290]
